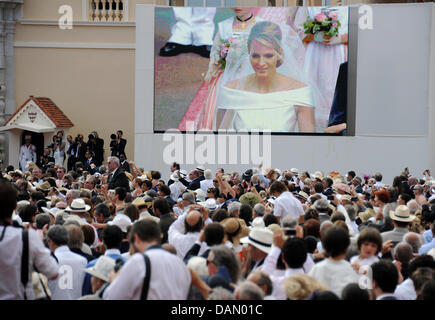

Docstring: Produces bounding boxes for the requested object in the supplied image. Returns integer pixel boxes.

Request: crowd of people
[1,146,435,300]
[20,130,127,173]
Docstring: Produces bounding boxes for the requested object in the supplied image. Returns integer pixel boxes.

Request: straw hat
[389,205,416,223]
[335,183,351,194]
[132,196,148,209]
[37,181,51,191]
[125,172,133,181]
[221,218,250,246]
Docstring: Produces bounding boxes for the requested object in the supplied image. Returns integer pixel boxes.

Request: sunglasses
[206,260,215,266]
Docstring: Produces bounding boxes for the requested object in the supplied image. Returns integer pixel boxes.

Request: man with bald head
[247,269,274,300]
[393,242,414,279]
[168,208,210,260]
[403,232,422,256]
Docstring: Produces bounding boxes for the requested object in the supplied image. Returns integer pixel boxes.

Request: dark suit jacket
[108,168,130,191]
[355,185,363,194]
[70,248,94,262]
[323,187,334,196]
[328,61,348,133]
[183,243,210,264]
[159,213,176,244]
[84,158,98,174]
[118,138,127,157]
[95,138,104,166]
[120,161,130,173]
[164,196,176,209]
[188,176,205,191]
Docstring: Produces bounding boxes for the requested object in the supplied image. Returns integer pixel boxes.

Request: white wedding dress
[216,85,314,132]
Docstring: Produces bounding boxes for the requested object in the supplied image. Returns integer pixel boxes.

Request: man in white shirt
[200,169,214,195]
[260,227,307,300]
[19,135,37,171]
[103,219,192,300]
[169,172,186,202]
[47,225,87,300]
[168,209,209,260]
[0,181,59,300]
[269,181,304,226]
[309,226,360,298]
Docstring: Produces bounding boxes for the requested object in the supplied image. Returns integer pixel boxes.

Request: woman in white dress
[294,7,349,131]
[215,21,320,132]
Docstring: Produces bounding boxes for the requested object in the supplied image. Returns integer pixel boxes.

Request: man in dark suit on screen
[325,61,348,135]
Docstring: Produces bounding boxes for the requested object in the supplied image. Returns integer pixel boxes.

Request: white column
[0,1,23,167]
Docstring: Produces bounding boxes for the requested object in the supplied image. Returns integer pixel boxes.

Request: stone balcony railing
[89,0,125,22]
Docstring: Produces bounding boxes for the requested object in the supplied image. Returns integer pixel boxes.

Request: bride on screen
[215,21,323,132]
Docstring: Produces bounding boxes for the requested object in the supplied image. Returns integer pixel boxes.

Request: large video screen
[154,7,349,134]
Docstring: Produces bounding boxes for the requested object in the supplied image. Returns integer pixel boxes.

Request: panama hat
[85,256,116,282]
[221,218,250,246]
[108,214,132,233]
[296,191,309,201]
[240,227,273,254]
[204,198,217,210]
[132,196,149,209]
[196,165,205,172]
[65,198,91,213]
[389,205,416,223]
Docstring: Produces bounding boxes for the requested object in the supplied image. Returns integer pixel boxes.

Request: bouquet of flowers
[217,37,238,70]
[303,10,341,42]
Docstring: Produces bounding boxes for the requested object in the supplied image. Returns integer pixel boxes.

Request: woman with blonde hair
[216,20,324,132]
[282,274,327,300]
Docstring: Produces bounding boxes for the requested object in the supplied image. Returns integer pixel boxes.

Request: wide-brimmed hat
[170,172,179,182]
[196,165,205,172]
[132,196,148,209]
[65,198,91,213]
[42,207,58,218]
[290,168,299,175]
[221,218,250,246]
[242,169,253,181]
[204,198,217,210]
[389,205,416,223]
[240,227,273,254]
[335,183,351,194]
[125,172,133,181]
[193,189,205,202]
[37,181,51,191]
[108,214,132,233]
[311,171,323,180]
[296,191,309,201]
[85,256,116,282]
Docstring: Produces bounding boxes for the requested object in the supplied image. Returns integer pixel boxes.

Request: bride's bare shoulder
[277,74,308,91]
